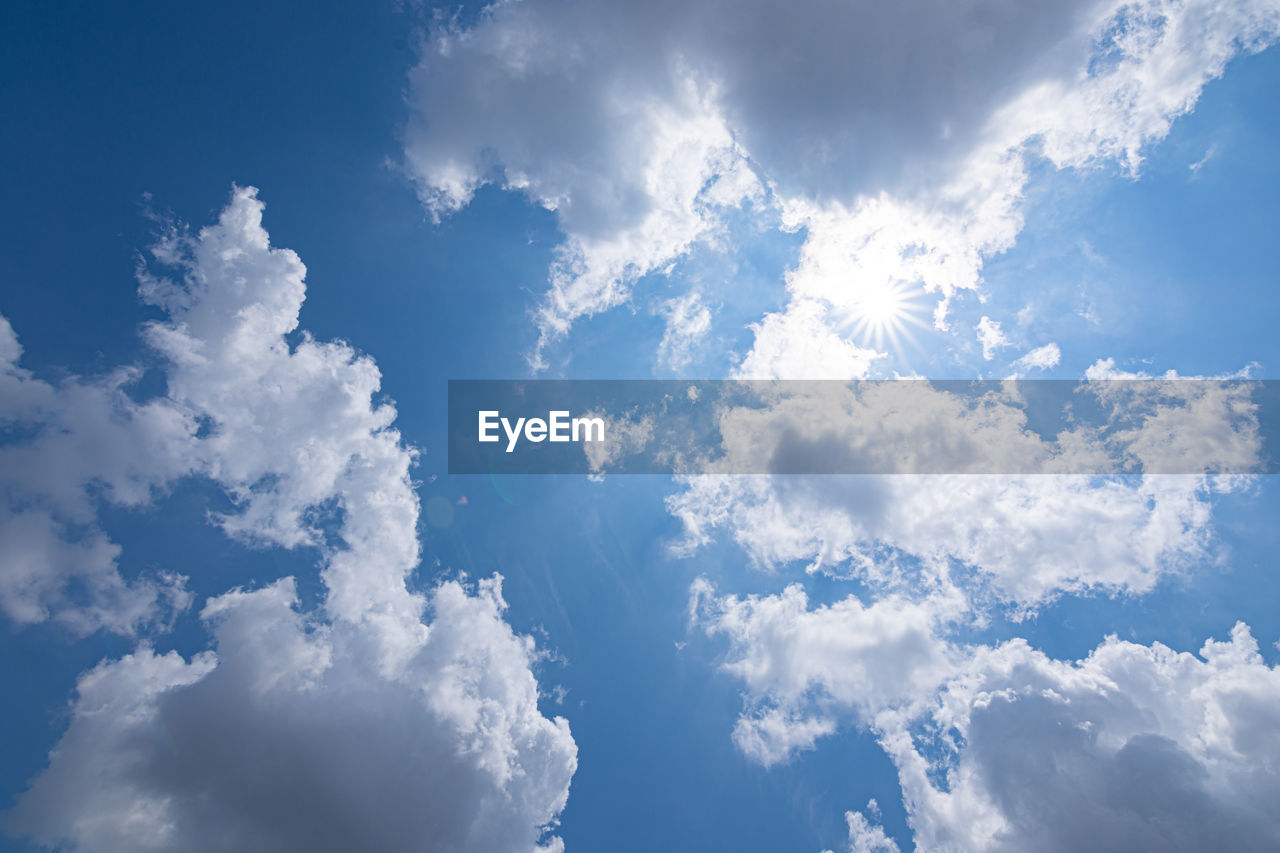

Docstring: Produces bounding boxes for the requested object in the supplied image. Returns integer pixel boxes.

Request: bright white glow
[845,279,930,353]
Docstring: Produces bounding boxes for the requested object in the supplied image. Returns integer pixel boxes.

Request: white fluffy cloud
[668,374,1262,606]
[755,0,1279,377]
[670,472,1223,610]
[405,1,1277,846]
[695,579,1280,851]
[884,623,1280,852]
[404,0,1080,367]
[674,378,1267,849]
[404,0,1280,371]
[736,300,883,381]
[691,579,962,766]
[405,23,762,368]
[0,316,193,634]
[7,577,574,853]
[2,188,576,852]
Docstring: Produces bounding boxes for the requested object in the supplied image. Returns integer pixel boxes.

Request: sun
[846,279,930,353]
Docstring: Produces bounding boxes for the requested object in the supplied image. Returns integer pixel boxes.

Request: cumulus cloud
[6,577,575,853]
[673,473,1225,609]
[672,378,1266,849]
[884,623,1280,852]
[721,0,1280,376]
[404,3,1280,849]
[667,375,1263,850]
[695,576,1280,851]
[0,316,193,634]
[691,579,961,766]
[3,188,576,851]
[404,0,1079,365]
[405,21,762,368]
[408,0,1103,215]
[666,371,1264,606]
[697,382,1095,476]
[661,372,1264,631]
[404,0,1279,371]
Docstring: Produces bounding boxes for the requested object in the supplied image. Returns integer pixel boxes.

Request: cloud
[692,579,961,766]
[404,3,1280,847]
[696,574,1280,851]
[403,0,1090,366]
[405,21,762,368]
[657,291,713,371]
[408,0,1105,214]
[674,473,1226,608]
[0,316,194,635]
[1189,143,1219,174]
[404,0,1279,371]
[4,188,576,851]
[136,186,428,652]
[672,376,1267,846]
[703,382,1077,476]
[6,576,575,853]
[736,300,883,380]
[742,0,1280,375]
[975,316,1010,361]
[664,370,1264,608]
[1012,341,1062,372]
[884,623,1280,852]
[838,804,901,853]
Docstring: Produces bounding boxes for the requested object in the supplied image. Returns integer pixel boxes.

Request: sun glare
[847,279,931,354]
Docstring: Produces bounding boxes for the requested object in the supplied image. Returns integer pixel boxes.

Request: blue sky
[2,2,1280,852]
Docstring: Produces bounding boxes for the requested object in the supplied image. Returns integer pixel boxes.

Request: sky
[2,1,1280,851]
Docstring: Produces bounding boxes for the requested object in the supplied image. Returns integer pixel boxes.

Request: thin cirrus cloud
[1,188,576,853]
[404,0,1280,374]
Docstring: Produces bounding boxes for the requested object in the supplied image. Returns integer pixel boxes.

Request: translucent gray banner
[447,380,1279,475]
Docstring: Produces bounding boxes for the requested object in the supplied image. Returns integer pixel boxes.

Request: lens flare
[846,279,931,355]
